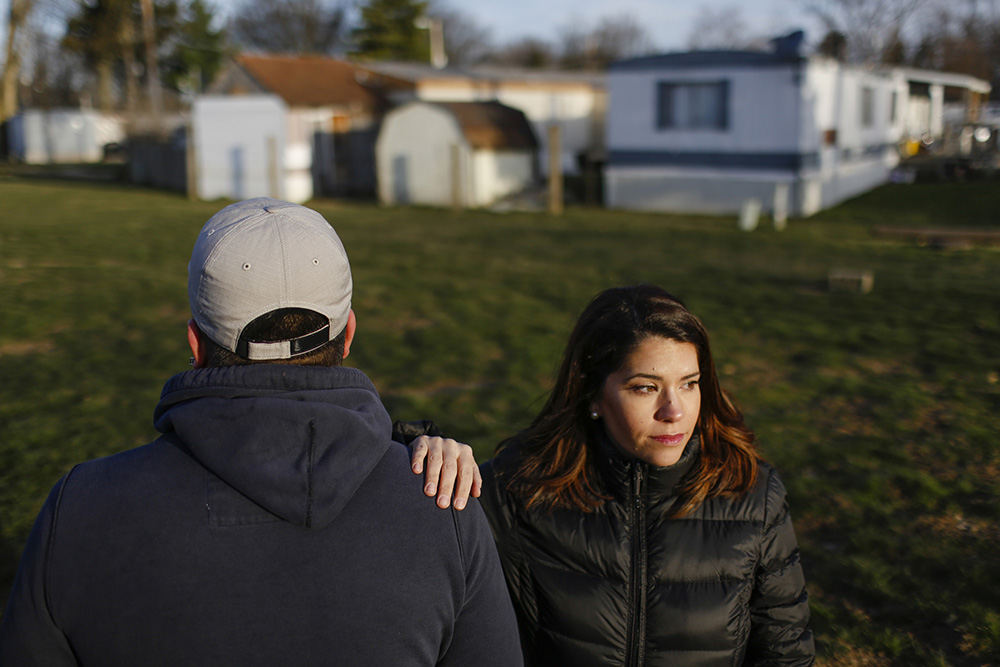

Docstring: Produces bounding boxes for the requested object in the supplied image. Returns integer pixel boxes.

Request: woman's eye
[630,384,657,394]
[682,380,700,390]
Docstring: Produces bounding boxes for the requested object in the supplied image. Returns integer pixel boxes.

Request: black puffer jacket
[479,435,814,666]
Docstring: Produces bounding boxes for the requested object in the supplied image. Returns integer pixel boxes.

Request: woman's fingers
[410,436,428,475]
[448,441,480,509]
[409,436,478,509]
[424,437,444,497]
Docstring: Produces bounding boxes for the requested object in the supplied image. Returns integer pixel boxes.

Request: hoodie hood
[153,365,392,528]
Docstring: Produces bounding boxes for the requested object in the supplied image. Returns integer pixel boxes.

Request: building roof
[607,50,990,95]
[609,29,989,97]
[429,101,538,150]
[611,31,808,71]
[364,61,604,88]
[893,67,991,94]
[609,50,805,71]
[227,54,413,108]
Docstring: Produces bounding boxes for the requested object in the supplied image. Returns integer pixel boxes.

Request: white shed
[191,95,299,202]
[376,101,538,208]
[604,32,989,217]
[366,62,605,176]
[6,109,124,164]
[206,55,411,199]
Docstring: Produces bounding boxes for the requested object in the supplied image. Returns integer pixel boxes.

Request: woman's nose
[655,393,683,421]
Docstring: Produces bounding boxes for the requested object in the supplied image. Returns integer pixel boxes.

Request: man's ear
[342,309,356,359]
[187,319,208,368]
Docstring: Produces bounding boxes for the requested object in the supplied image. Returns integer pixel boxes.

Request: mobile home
[604,33,989,217]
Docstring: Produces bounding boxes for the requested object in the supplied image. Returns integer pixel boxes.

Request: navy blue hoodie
[0,365,522,666]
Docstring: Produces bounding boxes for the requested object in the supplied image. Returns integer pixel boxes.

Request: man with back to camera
[0,198,522,666]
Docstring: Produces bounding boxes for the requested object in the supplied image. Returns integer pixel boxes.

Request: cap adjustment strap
[237,323,332,361]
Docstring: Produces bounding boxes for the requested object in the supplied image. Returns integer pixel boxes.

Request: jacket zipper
[625,463,647,667]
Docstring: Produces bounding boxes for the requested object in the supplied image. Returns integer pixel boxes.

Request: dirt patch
[913,513,1000,542]
[0,340,55,356]
[818,647,891,667]
[872,226,1000,248]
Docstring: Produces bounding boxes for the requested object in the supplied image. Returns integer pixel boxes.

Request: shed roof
[429,101,538,150]
[230,54,413,108]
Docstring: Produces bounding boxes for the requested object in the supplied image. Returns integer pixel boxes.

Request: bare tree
[489,37,557,68]
[686,5,755,50]
[816,29,849,58]
[18,29,85,108]
[2,0,34,121]
[881,25,908,63]
[120,2,140,113]
[559,13,654,69]
[62,0,132,112]
[230,0,348,55]
[910,3,997,79]
[802,0,929,63]
[140,0,162,116]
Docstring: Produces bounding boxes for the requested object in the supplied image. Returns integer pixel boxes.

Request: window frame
[656,80,730,131]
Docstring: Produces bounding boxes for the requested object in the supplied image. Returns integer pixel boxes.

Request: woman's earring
[589,411,600,420]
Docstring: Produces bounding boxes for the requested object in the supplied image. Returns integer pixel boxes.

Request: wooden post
[185,122,198,200]
[548,125,563,215]
[267,136,279,199]
[450,143,462,209]
[966,90,981,122]
[583,156,598,207]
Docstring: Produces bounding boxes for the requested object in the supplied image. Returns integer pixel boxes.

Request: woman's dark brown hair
[505,285,759,516]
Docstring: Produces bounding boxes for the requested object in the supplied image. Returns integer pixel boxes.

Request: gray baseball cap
[188,198,352,360]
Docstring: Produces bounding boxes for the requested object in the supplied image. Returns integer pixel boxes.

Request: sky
[1,0,825,58]
[203,0,825,54]
[444,0,823,52]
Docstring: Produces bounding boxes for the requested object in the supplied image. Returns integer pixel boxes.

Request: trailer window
[657,81,729,130]
[861,86,875,128]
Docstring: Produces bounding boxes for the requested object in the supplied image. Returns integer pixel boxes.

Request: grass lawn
[1,177,998,665]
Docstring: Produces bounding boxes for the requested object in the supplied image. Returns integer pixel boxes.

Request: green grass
[1,178,998,665]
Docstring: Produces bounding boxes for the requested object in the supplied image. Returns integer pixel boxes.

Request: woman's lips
[653,433,686,445]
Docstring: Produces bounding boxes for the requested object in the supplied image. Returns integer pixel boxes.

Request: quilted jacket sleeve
[745,467,815,665]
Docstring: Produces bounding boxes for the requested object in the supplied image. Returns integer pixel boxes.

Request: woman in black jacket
[412,285,814,666]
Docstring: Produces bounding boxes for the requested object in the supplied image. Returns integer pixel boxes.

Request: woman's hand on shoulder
[410,436,482,510]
